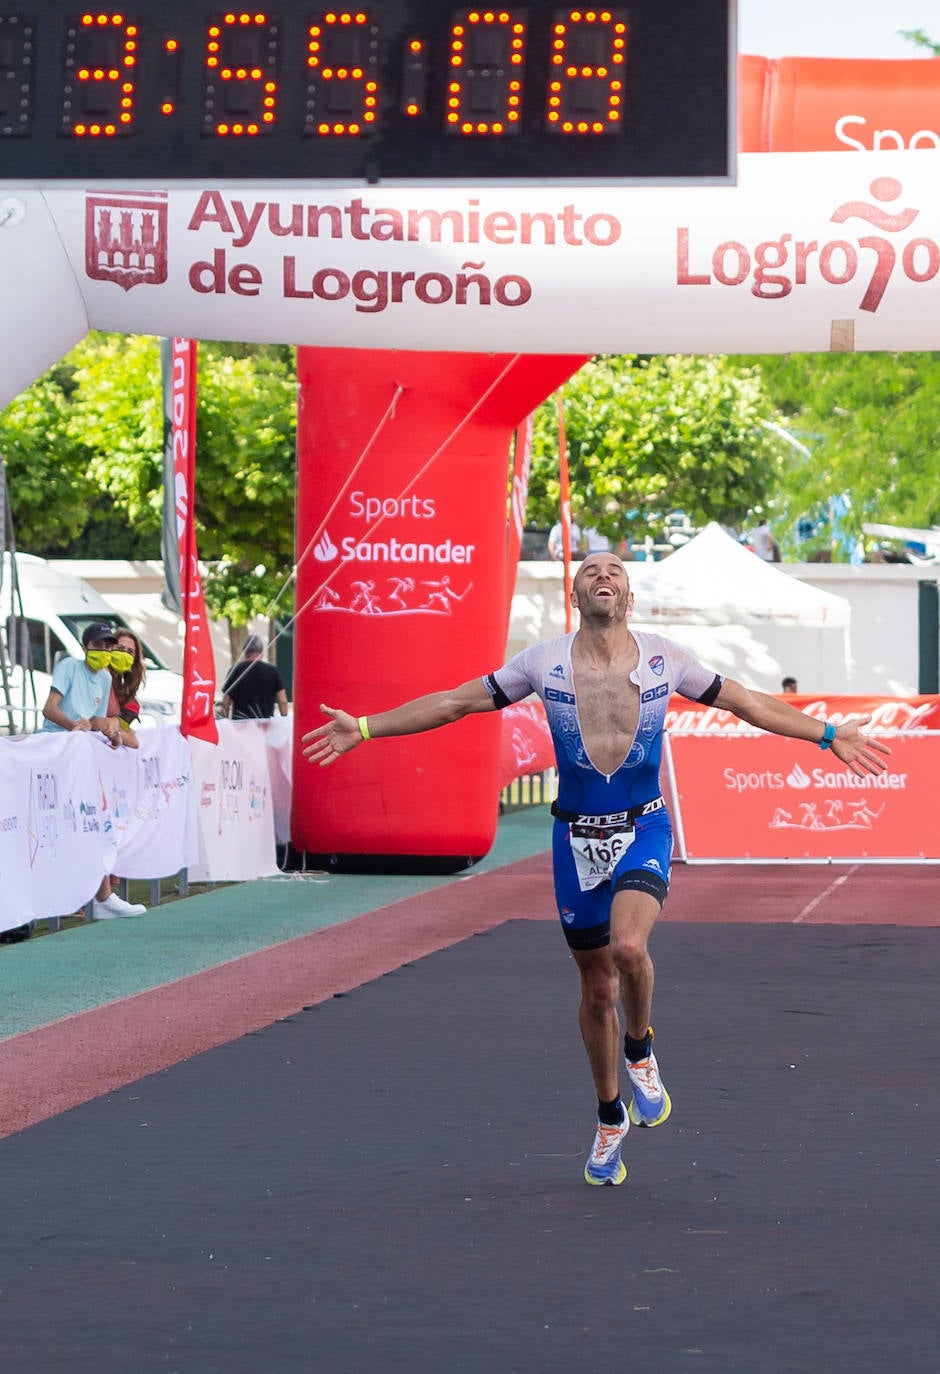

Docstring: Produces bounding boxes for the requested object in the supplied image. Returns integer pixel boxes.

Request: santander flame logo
[786,763,813,790]
[677,177,936,314]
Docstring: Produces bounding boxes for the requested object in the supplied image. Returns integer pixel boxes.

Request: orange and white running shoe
[626,1033,672,1128]
[584,1110,629,1186]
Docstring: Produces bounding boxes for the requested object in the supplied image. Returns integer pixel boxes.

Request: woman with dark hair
[108,627,147,745]
[95,627,149,918]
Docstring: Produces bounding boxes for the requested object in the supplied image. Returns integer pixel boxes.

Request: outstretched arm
[713,679,891,777]
[302,677,497,766]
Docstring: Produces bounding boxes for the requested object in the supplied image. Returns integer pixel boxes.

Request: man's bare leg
[609,887,672,1126]
[609,887,662,1036]
[571,947,621,1102]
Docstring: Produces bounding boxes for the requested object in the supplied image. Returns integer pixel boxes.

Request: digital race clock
[0,1,733,183]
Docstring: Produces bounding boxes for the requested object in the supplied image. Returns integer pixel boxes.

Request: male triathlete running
[303,552,890,1187]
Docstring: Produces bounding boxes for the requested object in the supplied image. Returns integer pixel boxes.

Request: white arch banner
[2,150,939,408]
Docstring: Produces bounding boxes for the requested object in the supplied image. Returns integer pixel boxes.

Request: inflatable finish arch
[1,55,939,860]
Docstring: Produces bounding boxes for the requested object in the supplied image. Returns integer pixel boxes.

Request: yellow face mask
[110,650,135,673]
[85,650,112,671]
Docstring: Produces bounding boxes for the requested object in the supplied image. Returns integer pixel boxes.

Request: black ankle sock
[598,1096,624,1126]
[624,1027,652,1063]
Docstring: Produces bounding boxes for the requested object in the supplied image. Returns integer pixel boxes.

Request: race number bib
[569,813,636,892]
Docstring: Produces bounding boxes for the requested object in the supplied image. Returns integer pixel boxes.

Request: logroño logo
[677,176,937,313]
[85,191,168,291]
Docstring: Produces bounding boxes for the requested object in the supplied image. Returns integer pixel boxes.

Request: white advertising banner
[0,723,281,932]
[110,728,199,880]
[188,720,279,883]
[0,732,110,929]
[2,151,940,408]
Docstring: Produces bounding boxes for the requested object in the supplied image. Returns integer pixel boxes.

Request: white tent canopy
[627,523,852,630]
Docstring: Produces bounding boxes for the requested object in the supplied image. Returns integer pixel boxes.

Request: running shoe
[626,1038,671,1127]
[584,1110,629,1186]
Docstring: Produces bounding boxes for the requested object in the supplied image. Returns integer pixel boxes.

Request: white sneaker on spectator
[92,894,146,920]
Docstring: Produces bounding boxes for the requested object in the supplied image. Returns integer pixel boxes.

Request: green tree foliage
[744,352,940,557]
[0,360,98,554]
[0,332,297,626]
[527,354,783,543]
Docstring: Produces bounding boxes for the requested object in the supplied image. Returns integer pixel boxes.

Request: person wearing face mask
[41,622,146,919]
[107,628,146,747]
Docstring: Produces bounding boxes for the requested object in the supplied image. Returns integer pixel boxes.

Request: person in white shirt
[547,520,583,560]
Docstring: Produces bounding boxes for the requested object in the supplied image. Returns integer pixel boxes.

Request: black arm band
[483,673,511,710]
[697,673,723,707]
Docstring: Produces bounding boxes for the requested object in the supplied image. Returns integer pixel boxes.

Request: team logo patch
[560,907,576,925]
[648,655,665,676]
[550,663,566,679]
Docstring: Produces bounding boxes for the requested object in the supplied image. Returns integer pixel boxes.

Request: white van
[1,553,185,733]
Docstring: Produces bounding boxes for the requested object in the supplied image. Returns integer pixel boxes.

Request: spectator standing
[583,528,611,554]
[750,519,780,562]
[221,634,289,720]
[548,520,584,560]
[41,622,145,919]
[781,676,799,694]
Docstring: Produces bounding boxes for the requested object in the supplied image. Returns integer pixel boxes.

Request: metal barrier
[499,769,557,814]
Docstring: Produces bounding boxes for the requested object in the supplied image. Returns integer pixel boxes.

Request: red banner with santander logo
[290,348,586,859]
[497,695,940,858]
[669,733,939,861]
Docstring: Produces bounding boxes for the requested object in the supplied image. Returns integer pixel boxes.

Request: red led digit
[303,11,380,138]
[401,36,426,118]
[202,11,279,138]
[158,36,182,118]
[447,8,526,136]
[61,12,138,137]
[546,7,627,136]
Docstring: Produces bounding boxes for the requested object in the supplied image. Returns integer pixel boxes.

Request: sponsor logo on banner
[669,734,937,859]
[677,176,938,313]
[310,488,475,617]
[85,192,168,291]
[28,769,58,864]
[720,751,910,839]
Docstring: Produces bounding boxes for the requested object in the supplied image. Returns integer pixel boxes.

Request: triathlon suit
[484,631,722,950]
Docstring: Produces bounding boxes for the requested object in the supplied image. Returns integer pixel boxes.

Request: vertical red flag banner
[505,411,534,624]
[556,392,574,632]
[171,337,218,744]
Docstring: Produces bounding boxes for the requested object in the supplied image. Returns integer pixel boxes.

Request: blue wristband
[819,721,837,750]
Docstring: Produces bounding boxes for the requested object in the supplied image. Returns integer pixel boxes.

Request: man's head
[82,622,118,651]
[243,634,264,659]
[571,552,633,623]
[781,676,798,694]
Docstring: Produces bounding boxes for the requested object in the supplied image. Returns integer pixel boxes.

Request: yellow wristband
[357,715,371,742]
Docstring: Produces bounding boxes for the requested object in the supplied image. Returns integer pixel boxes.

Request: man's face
[571,554,633,623]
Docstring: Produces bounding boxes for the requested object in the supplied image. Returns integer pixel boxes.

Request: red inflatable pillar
[290,347,587,866]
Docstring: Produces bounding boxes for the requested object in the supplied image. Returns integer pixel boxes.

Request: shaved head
[573,551,629,594]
